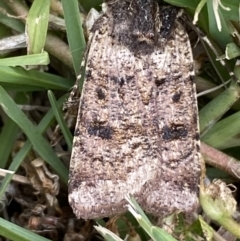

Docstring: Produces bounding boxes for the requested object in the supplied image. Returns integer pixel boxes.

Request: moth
[69,0,202,220]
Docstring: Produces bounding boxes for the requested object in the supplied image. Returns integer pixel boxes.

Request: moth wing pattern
[69,0,201,220]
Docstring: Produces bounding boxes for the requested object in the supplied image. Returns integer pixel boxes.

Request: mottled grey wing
[69,3,201,220]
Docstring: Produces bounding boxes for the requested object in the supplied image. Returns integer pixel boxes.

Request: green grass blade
[26,0,50,54]
[0,86,68,184]
[94,226,124,241]
[0,95,67,200]
[202,111,240,149]
[0,66,73,90]
[126,196,178,241]
[199,81,240,135]
[0,52,50,66]
[206,0,232,47]
[48,90,73,149]
[0,218,51,241]
[62,0,86,76]
[0,117,19,168]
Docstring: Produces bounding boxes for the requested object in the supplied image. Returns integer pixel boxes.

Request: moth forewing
[69,0,201,220]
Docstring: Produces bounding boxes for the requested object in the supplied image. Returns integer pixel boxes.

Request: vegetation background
[0,0,239,240]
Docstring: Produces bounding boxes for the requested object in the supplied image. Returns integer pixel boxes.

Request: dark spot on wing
[96,87,106,99]
[88,125,113,139]
[172,91,182,102]
[85,69,92,78]
[196,144,200,152]
[193,113,198,124]
[110,76,118,83]
[74,128,81,137]
[159,6,178,39]
[110,76,125,86]
[162,124,188,141]
[195,133,200,140]
[126,75,134,83]
[155,77,166,87]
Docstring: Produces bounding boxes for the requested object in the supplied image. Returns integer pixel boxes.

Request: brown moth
[68,0,202,220]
